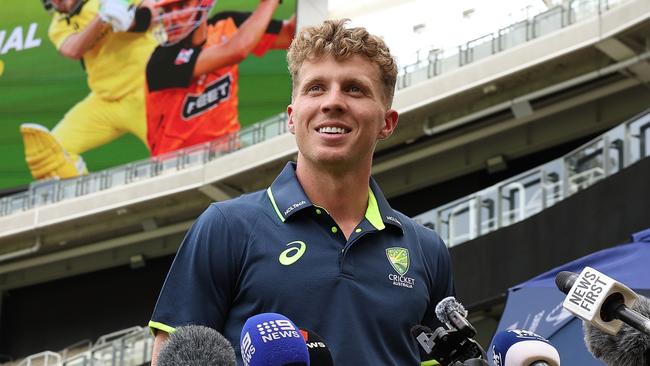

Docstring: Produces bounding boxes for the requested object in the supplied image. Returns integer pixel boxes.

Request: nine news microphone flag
[240,313,309,366]
[491,227,650,365]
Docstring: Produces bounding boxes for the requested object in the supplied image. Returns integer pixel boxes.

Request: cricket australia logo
[181,73,232,120]
[386,247,416,288]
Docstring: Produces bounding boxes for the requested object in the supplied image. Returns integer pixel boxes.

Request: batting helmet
[151,0,216,46]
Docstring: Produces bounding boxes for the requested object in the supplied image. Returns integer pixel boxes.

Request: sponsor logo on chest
[386,247,416,288]
[174,48,194,65]
[181,73,232,120]
[278,241,307,266]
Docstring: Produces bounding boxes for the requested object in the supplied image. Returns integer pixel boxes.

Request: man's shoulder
[394,210,446,249]
[207,189,273,221]
[49,0,98,39]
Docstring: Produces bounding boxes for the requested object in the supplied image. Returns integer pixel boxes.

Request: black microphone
[435,296,477,338]
[411,297,487,365]
[555,267,650,336]
[157,325,236,366]
[583,294,650,366]
[299,328,334,366]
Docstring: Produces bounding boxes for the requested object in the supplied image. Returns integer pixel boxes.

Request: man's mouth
[318,126,350,134]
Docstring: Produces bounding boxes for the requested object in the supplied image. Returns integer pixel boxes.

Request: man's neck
[295,158,371,239]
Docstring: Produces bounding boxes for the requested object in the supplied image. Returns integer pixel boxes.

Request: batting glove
[99,0,135,32]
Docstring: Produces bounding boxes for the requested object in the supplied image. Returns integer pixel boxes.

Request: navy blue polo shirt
[150,162,455,365]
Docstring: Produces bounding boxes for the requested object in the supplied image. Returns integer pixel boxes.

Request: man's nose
[320,88,345,114]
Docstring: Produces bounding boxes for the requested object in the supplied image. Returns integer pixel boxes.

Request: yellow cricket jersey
[48,0,157,101]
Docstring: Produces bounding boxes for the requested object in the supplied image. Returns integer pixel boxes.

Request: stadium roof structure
[0,0,649,291]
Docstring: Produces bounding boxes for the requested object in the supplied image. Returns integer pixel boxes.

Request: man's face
[50,0,81,13]
[287,55,398,172]
[155,0,204,45]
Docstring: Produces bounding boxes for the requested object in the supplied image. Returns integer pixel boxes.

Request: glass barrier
[119,330,154,366]
[0,0,630,219]
[464,34,495,64]
[533,6,565,38]
[497,20,530,51]
[627,112,650,165]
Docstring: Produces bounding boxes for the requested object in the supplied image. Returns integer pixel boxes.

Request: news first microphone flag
[490,227,650,365]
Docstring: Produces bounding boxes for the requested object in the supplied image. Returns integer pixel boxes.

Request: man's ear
[287,105,295,134]
[378,108,399,140]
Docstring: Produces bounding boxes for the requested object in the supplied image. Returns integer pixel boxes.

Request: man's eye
[348,86,362,93]
[307,85,322,92]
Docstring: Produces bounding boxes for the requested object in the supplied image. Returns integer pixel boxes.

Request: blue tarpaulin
[492,227,650,365]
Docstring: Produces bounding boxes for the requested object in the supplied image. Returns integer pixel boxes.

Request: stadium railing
[2,326,154,366]
[15,351,61,366]
[413,108,650,247]
[0,0,627,219]
[395,0,623,89]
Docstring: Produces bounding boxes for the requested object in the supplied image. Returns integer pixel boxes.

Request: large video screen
[0,0,295,189]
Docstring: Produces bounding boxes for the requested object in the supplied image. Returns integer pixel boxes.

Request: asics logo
[279,241,307,266]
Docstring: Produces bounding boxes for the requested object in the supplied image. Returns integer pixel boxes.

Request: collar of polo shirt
[266,162,403,233]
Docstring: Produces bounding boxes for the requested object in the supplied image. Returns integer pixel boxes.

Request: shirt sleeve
[209,11,283,57]
[149,204,240,334]
[48,14,78,50]
[146,42,201,91]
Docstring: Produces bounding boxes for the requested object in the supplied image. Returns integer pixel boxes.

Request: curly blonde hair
[287,19,398,106]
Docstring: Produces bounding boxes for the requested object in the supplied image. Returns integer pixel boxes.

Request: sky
[329,0,553,67]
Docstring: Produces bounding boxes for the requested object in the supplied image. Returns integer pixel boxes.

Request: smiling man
[149,19,455,365]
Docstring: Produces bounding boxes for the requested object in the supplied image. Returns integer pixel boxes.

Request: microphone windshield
[554,271,578,294]
[435,296,468,325]
[157,325,236,366]
[299,329,333,366]
[491,329,560,366]
[583,294,650,366]
[240,313,309,366]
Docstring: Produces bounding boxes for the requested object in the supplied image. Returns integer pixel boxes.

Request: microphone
[240,313,310,366]
[435,296,477,338]
[491,329,560,366]
[582,294,650,366]
[299,329,334,366]
[157,325,236,366]
[555,267,650,335]
[412,297,487,365]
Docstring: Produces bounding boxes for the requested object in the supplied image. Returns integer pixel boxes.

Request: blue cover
[491,227,650,365]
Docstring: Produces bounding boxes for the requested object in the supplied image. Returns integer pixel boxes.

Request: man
[145,0,295,155]
[150,19,455,365]
[22,0,156,180]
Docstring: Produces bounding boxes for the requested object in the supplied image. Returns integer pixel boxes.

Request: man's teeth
[318,126,348,134]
